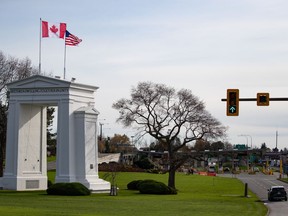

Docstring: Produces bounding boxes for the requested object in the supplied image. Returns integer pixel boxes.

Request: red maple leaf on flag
[50,25,58,33]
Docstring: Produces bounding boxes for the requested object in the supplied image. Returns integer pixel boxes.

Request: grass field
[47,155,56,162]
[0,171,267,216]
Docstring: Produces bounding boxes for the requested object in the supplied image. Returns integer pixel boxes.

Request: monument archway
[0,75,110,191]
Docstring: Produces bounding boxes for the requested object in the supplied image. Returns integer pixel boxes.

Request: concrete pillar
[73,106,110,192]
[3,103,47,190]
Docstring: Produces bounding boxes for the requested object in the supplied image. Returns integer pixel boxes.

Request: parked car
[207,166,216,176]
[253,167,259,172]
[268,186,287,201]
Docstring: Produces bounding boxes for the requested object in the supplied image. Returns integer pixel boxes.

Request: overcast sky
[1,0,288,149]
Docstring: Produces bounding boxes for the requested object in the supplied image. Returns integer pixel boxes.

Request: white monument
[0,75,110,191]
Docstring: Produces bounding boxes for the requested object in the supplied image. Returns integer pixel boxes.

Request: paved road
[235,172,288,216]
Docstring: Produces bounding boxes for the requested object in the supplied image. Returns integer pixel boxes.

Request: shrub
[138,180,177,195]
[46,182,91,196]
[127,179,177,195]
[127,180,143,190]
[47,180,53,188]
[134,158,155,169]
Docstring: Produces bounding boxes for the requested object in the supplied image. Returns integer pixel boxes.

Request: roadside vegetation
[279,177,288,183]
[0,171,267,216]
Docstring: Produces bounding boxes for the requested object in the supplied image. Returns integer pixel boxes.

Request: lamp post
[239,134,252,149]
[247,135,252,149]
[98,119,107,141]
[238,134,253,171]
[238,134,248,146]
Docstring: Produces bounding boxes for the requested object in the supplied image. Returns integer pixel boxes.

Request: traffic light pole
[224,88,288,116]
[222,97,288,102]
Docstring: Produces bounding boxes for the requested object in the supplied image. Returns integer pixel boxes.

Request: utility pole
[99,123,104,141]
[98,119,106,141]
[276,130,278,150]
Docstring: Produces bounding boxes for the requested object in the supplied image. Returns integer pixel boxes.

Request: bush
[134,158,155,170]
[127,180,143,190]
[138,180,177,194]
[127,179,177,195]
[47,180,53,188]
[46,182,91,196]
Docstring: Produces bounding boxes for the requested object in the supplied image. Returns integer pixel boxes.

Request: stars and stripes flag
[65,30,82,46]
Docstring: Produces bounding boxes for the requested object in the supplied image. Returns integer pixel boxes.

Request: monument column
[74,107,110,191]
[55,99,76,183]
[2,100,18,187]
[3,102,47,190]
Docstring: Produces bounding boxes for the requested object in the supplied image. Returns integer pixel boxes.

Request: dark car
[268,186,287,201]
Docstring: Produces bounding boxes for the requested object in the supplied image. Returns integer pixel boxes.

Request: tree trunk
[0,159,3,177]
[0,145,4,177]
[168,168,176,189]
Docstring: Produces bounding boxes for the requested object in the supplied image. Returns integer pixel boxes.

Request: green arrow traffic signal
[227,89,239,116]
[229,105,237,113]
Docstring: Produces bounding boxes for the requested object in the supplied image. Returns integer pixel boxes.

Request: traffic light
[257,93,269,106]
[227,89,239,116]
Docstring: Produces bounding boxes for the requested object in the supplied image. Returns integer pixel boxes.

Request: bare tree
[113,82,226,189]
[193,139,211,152]
[0,51,39,101]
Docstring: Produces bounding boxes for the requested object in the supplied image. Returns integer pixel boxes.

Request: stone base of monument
[0,176,111,193]
[55,175,111,193]
[0,176,48,191]
[82,178,111,193]
[55,176,111,193]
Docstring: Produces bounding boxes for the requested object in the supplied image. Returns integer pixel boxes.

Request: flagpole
[39,18,42,74]
[64,39,67,80]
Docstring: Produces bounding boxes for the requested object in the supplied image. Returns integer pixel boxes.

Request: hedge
[127,179,177,195]
[47,182,91,196]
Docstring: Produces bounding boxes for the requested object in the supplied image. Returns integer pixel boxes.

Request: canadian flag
[42,20,66,39]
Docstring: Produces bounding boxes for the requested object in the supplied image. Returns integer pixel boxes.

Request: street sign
[235,144,247,150]
[227,89,239,116]
[257,93,269,106]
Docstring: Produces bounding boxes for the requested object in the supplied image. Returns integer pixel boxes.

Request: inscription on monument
[26,180,40,189]
[10,88,69,94]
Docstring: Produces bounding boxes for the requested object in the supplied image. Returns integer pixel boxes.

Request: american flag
[65,30,82,46]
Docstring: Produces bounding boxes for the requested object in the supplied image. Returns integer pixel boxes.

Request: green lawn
[280,177,288,183]
[0,171,267,216]
[47,155,56,162]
